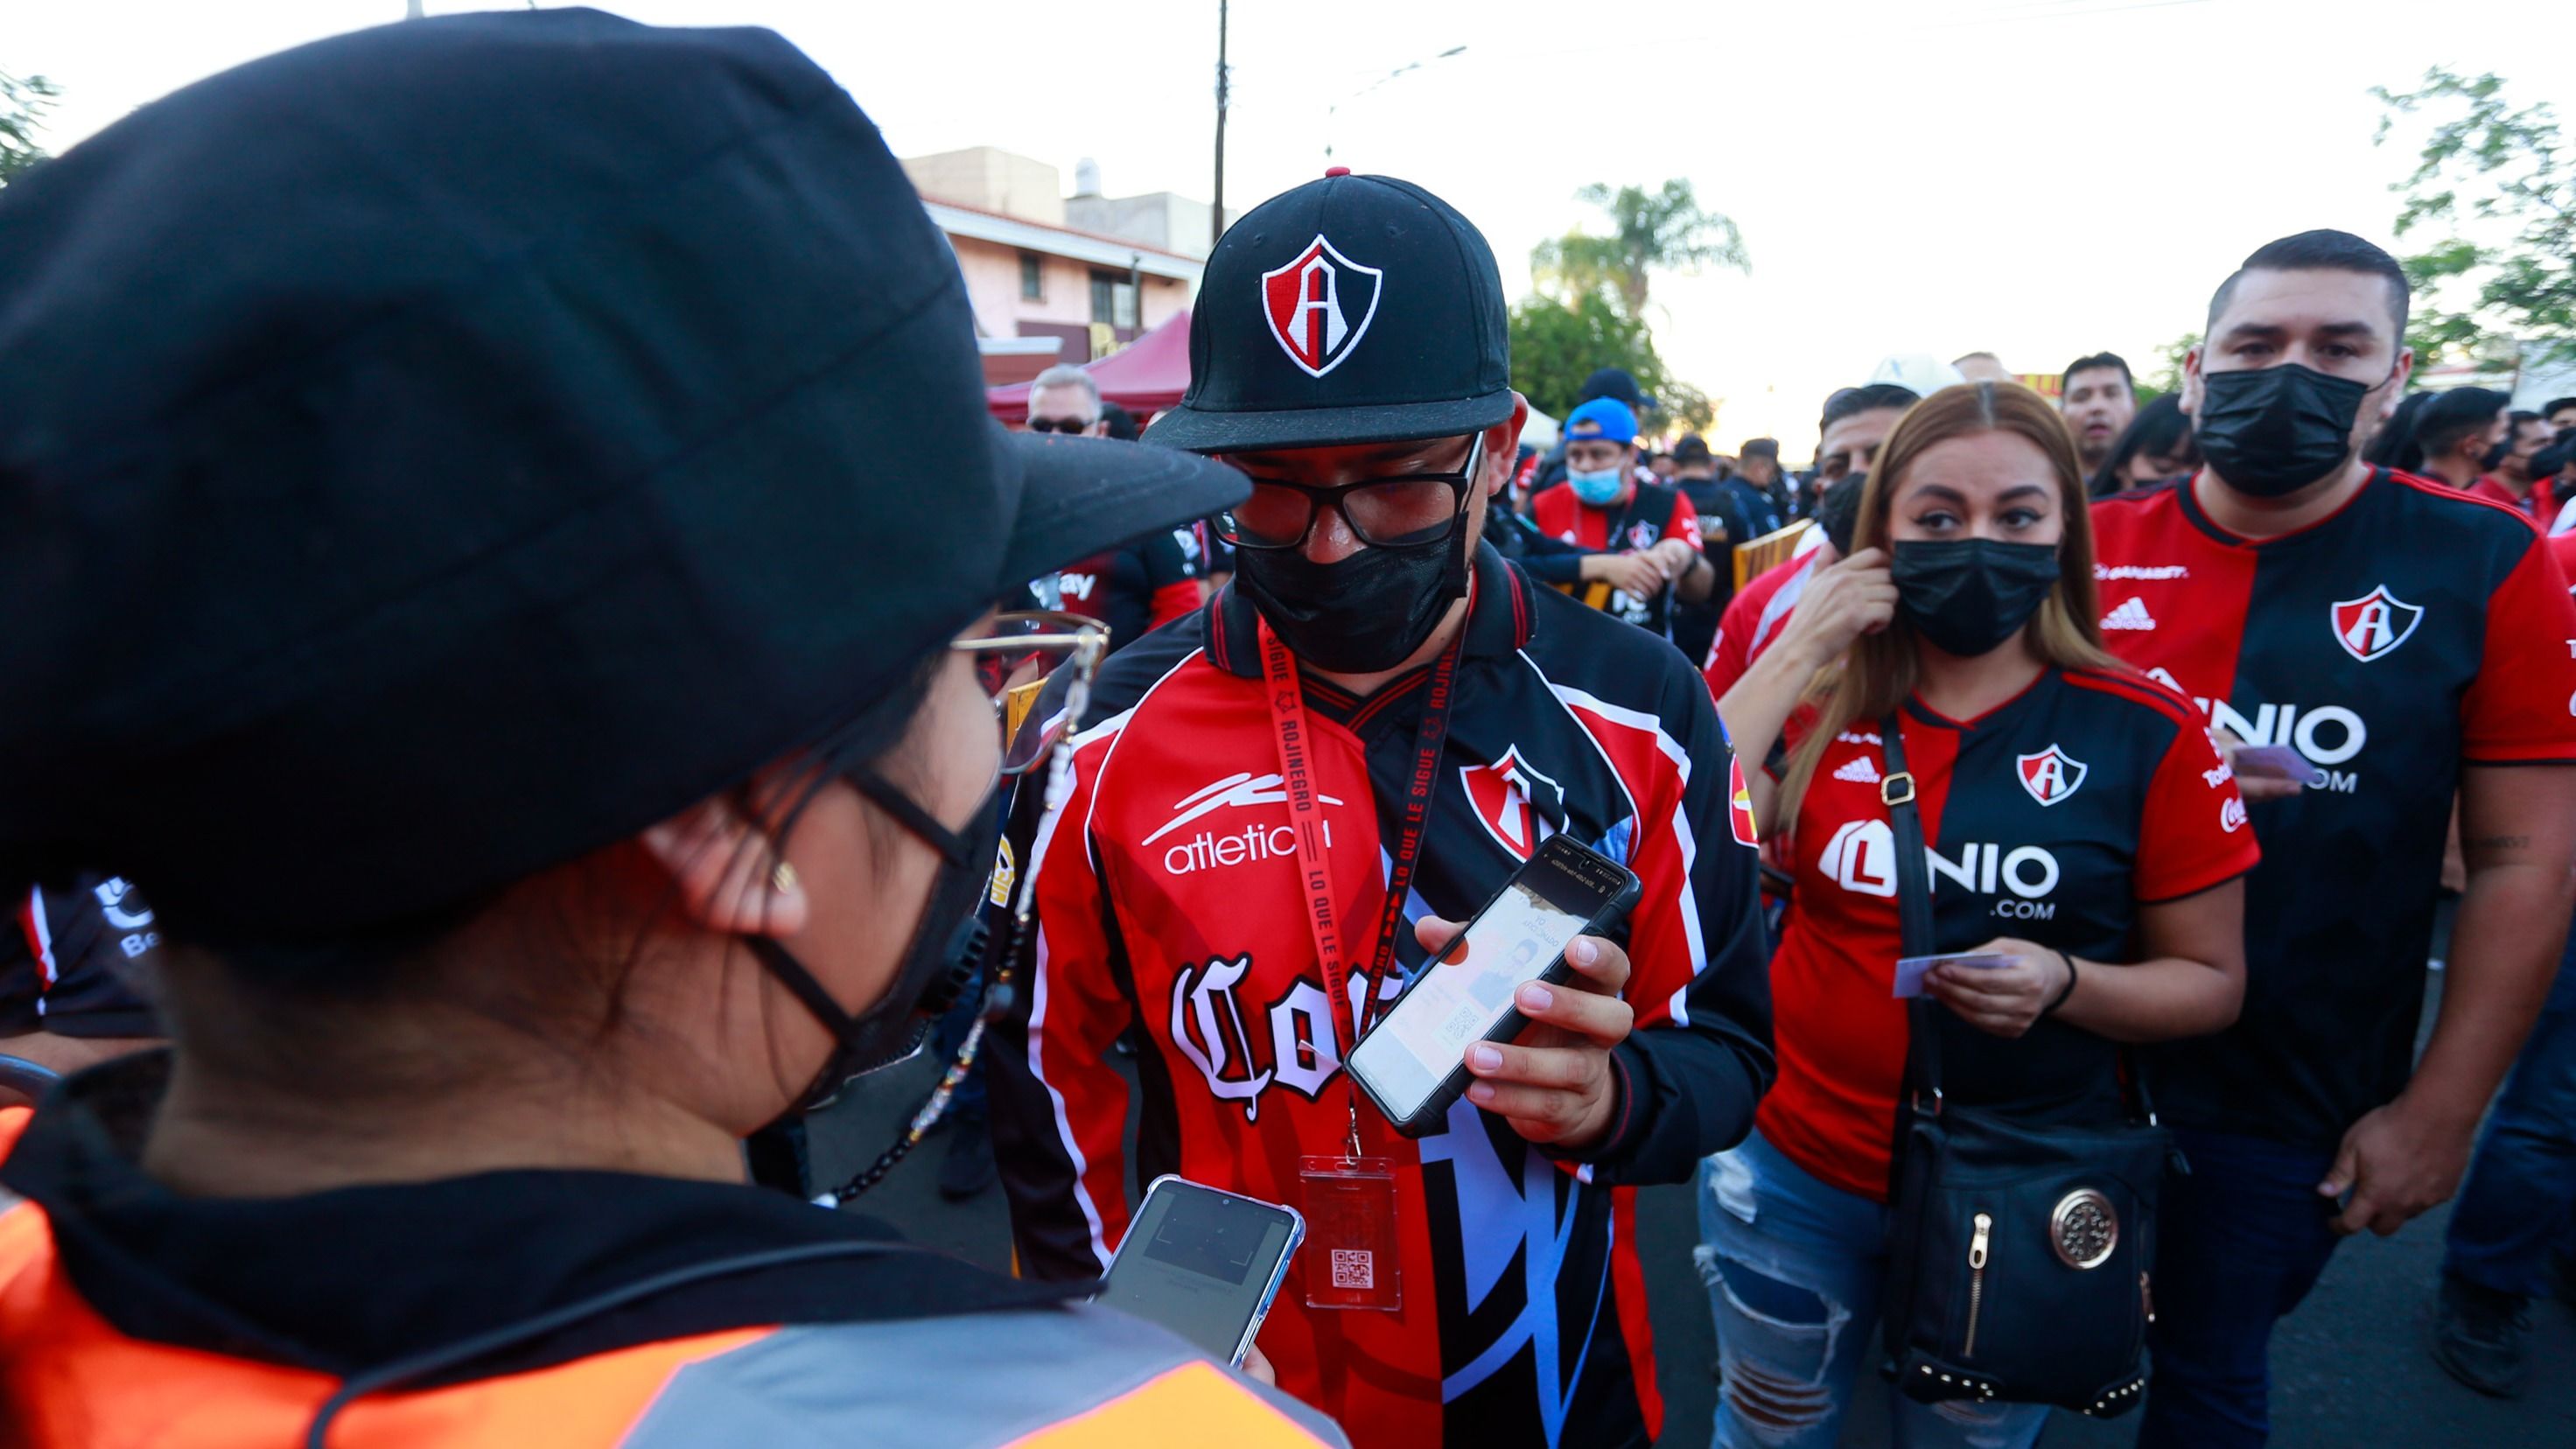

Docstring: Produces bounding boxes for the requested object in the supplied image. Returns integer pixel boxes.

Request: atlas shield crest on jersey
[2331,584,2424,663]
[1461,746,1564,861]
[2016,745,2088,807]
[1261,235,1383,378]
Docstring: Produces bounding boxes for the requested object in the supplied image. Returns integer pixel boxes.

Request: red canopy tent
[986,306,1193,423]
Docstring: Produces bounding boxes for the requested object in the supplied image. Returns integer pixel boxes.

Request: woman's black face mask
[748,766,1002,1124]
[1890,538,2062,658]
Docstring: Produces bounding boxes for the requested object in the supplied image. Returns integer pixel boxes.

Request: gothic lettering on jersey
[2016,746,2089,807]
[2331,584,2425,664]
[1168,953,1390,1122]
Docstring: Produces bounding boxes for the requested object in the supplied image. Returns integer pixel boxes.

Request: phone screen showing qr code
[1329,1248,1374,1290]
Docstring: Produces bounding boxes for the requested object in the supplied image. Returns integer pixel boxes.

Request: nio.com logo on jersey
[1822,821,2062,920]
[2202,699,2364,794]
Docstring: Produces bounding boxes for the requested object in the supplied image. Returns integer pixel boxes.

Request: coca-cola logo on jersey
[1169,954,1394,1122]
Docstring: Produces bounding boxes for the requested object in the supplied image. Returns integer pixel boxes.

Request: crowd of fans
[4,10,2576,1449]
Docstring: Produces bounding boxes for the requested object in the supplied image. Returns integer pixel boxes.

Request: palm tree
[1531,178,1749,318]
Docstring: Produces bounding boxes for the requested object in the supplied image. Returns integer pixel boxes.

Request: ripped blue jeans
[1695,1130,2048,1449]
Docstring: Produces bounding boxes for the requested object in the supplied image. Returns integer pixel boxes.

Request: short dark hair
[1821,382,1920,434]
[2207,229,2410,343]
[2415,387,2510,462]
[2090,393,2196,497]
[2062,353,2132,390]
[2544,396,2576,418]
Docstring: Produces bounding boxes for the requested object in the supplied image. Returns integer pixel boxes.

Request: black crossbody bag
[1874,714,2166,1418]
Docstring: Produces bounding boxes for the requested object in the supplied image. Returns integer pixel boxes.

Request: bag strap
[1879,712,1944,1105]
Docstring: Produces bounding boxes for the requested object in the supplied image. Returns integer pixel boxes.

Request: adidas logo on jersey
[2103,596,2156,631]
[1832,757,1881,784]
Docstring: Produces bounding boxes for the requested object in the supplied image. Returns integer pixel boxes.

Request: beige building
[901,146,1211,379]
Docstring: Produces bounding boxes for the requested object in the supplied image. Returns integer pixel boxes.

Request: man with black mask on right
[2091,229,2576,1448]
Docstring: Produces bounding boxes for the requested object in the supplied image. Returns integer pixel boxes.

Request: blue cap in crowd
[1564,396,1640,445]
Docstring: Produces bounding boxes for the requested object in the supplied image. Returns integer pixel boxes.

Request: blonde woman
[1692,383,2255,1448]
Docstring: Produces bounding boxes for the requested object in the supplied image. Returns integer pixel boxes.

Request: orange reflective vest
[0,1106,1345,1447]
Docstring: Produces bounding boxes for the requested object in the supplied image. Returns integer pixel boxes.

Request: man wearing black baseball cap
[990,168,1774,1447]
[0,11,1341,1444]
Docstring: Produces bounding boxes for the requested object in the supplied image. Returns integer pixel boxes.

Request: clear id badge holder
[1299,1137,1402,1312]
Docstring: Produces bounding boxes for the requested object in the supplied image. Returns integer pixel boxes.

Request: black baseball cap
[1578,368,1658,413]
[1147,169,1515,452]
[1671,435,1715,464]
[0,10,1244,944]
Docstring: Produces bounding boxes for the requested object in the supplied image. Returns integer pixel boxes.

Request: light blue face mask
[1568,465,1627,506]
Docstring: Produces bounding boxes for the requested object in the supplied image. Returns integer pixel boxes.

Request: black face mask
[750,767,1003,1120]
[1233,508,1474,674]
[2195,362,2374,499]
[1891,538,2061,658]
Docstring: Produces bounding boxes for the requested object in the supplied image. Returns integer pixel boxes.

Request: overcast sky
[13,0,2574,444]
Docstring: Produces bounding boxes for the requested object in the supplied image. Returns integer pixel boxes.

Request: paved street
[814,972,2573,1447]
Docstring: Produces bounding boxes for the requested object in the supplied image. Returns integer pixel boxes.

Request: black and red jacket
[2091,469,2576,1148]
[1525,479,1703,640]
[1048,522,1213,655]
[987,542,1774,1449]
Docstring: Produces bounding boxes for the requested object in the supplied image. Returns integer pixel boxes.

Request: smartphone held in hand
[1095,1176,1304,1366]
[1342,834,1641,1137]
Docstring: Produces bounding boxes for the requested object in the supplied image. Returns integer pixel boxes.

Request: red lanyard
[1258,620,1463,1054]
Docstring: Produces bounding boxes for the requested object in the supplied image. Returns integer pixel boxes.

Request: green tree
[0,72,60,189]
[2146,330,2201,395]
[1530,178,1749,318]
[1508,291,1664,421]
[2372,68,2573,367]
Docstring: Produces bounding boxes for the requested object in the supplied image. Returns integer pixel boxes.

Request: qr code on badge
[1330,1249,1375,1290]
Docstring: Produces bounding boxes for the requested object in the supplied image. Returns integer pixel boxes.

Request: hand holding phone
[1345,834,1642,1139]
[1095,1177,1303,1366]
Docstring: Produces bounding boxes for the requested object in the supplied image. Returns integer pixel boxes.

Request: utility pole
[1211,0,1228,252]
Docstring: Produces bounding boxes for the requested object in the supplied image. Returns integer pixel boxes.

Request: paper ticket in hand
[1894,952,2017,998]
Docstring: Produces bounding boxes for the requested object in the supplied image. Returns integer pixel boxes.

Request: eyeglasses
[1221,435,1485,550]
[951,610,1109,774]
[1026,416,1096,435]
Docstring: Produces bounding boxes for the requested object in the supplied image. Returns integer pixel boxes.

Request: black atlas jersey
[1761,669,2258,1200]
[1046,521,1212,656]
[2091,470,2576,1147]
[3,876,161,1040]
[987,542,1774,1449]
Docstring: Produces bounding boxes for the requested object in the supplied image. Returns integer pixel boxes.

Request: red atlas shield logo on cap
[1261,234,1383,378]
[2330,584,2424,663]
[1460,746,1563,861]
[2017,745,2088,807]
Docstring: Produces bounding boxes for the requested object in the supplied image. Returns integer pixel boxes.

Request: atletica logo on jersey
[2017,745,2088,807]
[1147,772,1345,875]
[2332,585,2424,663]
[1261,234,1383,378]
[1461,746,1564,861]
[2102,597,2156,631]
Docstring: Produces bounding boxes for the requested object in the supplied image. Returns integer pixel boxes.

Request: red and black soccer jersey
[2466,473,2554,529]
[3,877,161,1040]
[987,542,1773,1449]
[1046,521,1210,655]
[1529,479,1702,641]
[1700,550,1820,700]
[2091,470,2576,1149]
[1759,668,2258,1201]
